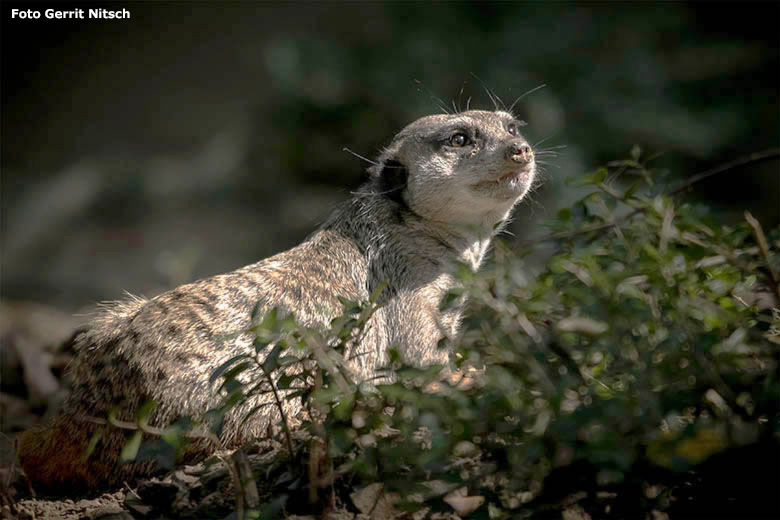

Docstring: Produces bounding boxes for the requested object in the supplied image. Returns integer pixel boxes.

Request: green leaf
[278,355,299,366]
[332,392,355,421]
[370,280,389,303]
[120,431,143,463]
[440,289,464,311]
[623,180,643,200]
[219,361,252,386]
[277,373,297,389]
[567,168,608,187]
[160,418,192,448]
[135,400,158,429]
[209,354,251,384]
[250,301,264,323]
[388,347,402,363]
[337,296,361,315]
[107,406,120,425]
[280,313,298,332]
[258,307,280,332]
[81,431,103,462]
[607,159,641,168]
[262,343,283,374]
[254,337,271,353]
[221,388,245,410]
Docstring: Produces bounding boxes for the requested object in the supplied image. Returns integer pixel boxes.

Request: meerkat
[19,109,537,491]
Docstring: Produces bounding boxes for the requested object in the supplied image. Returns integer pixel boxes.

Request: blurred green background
[2,1,778,311]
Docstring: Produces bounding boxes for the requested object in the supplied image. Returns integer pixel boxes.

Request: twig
[745,211,780,302]
[200,430,249,520]
[518,148,780,248]
[308,369,333,507]
[232,447,261,513]
[261,367,295,462]
[80,414,173,437]
[669,148,780,196]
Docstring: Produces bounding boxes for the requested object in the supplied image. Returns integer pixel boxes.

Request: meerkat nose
[507,141,533,163]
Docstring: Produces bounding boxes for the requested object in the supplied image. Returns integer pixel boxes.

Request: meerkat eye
[448,133,469,147]
[507,121,527,136]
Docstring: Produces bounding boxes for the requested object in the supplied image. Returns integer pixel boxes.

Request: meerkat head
[370,110,536,230]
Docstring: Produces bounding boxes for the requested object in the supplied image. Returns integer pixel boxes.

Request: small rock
[423,480,457,496]
[562,505,592,520]
[443,493,484,516]
[352,410,367,429]
[453,440,477,457]
[351,483,383,514]
[356,433,376,448]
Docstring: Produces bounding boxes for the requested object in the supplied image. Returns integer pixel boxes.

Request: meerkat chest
[409,271,464,337]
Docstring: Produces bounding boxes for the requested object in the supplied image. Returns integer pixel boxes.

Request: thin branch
[79,414,179,437]
[519,207,643,248]
[669,148,780,196]
[518,148,780,248]
[232,447,261,514]
[261,367,295,461]
[308,335,352,394]
[745,211,780,302]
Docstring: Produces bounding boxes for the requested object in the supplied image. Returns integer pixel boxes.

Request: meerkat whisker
[343,147,380,166]
[508,84,547,114]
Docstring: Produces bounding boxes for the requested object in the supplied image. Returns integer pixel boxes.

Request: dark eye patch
[378,159,408,207]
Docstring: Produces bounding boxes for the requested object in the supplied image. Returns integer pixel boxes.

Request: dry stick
[745,211,780,302]
[232,447,261,513]
[518,148,780,248]
[205,431,251,520]
[308,368,334,509]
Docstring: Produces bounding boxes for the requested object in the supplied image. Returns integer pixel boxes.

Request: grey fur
[19,110,536,490]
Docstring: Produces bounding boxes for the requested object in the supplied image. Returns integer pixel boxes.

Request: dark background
[2,1,778,312]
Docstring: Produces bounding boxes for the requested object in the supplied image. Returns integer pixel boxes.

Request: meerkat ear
[378,159,408,206]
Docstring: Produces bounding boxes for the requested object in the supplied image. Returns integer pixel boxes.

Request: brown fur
[19,110,536,492]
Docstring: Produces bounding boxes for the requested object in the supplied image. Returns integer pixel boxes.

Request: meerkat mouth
[495,165,534,184]
[472,168,533,190]
[497,170,524,182]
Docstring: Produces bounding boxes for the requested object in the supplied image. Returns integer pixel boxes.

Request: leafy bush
[128,149,779,519]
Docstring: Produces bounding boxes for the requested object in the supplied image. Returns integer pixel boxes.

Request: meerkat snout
[507,141,533,163]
